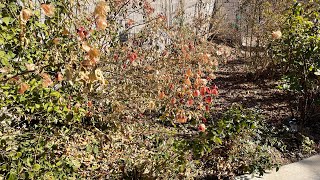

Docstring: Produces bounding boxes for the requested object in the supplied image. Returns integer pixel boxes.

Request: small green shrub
[301,135,316,154]
[174,105,281,178]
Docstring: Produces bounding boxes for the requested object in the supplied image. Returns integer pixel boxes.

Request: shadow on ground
[214,58,293,124]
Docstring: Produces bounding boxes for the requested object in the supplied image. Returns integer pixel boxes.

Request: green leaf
[63,106,69,112]
[50,91,60,98]
[213,136,222,145]
[0,50,9,66]
[54,105,60,112]
[86,145,92,153]
[93,145,99,154]
[1,85,11,90]
[2,17,13,26]
[44,103,49,110]
[0,3,5,9]
[56,161,62,167]
[13,152,22,160]
[71,159,81,170]
[47,106,53,113]
[179,163,186,173]
[0,50,5,57]
[0,164,7,170]
[7,51,15,59]
[309,65,314,71]
[8,172,17,180]
[19,96,26,102]
[0,58,9,66]
[33,164,41,171]
[35,22,47,29]
[92,165,99,170]
[26,158,32,167]
[28,171,34,179]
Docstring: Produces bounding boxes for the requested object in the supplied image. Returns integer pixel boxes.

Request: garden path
[237,155,320,180]
[214,56,292,125]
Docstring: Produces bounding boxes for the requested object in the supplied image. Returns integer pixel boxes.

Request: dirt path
[214,57,292,124]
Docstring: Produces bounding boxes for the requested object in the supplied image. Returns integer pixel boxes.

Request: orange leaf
[187,98,194,106]
[193,90,200,97]
[87,101,93,107]
[176,111,187,123]
[96,17,108,30]
[94,1,110,18]
[177,116,187,123]
[158,91,165,99]
[186,68,193,77]
[88,48,100,59]
[42,79,53,87]
[41,73,53,87]
[170,97,176,105]
[205,96,212,104]
[20,9,33,22]
[41,73,50,80]
[62,28,69,35]
[19,83,29,94]
[201,53,209,63]
[185,78,192,86]
[53,38,60,45]
[127,19,135,26]
[81,60,93,67]
[56,72,63,81]
[272,30,282,40]
[41,4,55,17]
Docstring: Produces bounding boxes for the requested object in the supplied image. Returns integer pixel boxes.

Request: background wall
[127,0,217,34]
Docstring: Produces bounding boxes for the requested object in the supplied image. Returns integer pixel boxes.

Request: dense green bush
[270,1,320,122]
